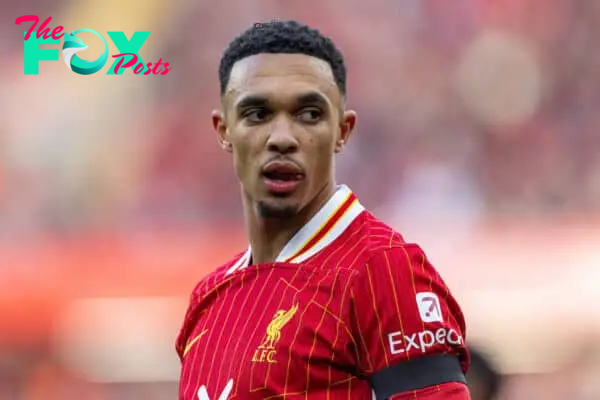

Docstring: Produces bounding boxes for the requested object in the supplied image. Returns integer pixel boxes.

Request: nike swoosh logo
[183,329,209,357]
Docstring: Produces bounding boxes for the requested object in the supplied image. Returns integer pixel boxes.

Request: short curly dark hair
[218,20,347,97]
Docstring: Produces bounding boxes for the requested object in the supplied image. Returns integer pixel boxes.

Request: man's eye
[297,109,322,123]
[244,109,270,122]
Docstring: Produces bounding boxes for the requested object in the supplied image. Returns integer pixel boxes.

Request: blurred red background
[1,0,600,398]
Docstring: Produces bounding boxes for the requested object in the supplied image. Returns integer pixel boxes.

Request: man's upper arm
[349,244,470,399]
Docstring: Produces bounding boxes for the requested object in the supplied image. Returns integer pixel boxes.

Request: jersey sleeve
[175,275,216,361]
[175,287,199,361]
[175,259,241,361]
[349,244,470,399]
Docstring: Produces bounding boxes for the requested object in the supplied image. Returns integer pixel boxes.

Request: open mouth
[262,170,305,182]
[261,162,305,194]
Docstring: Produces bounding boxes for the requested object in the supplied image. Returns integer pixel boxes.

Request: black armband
[369,354,466,399]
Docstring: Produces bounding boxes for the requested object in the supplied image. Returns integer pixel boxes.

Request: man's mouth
[261,162,305,194]
[262,171,305,181]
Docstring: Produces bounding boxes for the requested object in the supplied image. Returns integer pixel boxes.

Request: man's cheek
[314,147,335,176]
[233,155,250,182]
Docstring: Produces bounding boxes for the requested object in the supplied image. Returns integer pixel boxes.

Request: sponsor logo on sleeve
[387,327,463,355]
[416,292,443,323]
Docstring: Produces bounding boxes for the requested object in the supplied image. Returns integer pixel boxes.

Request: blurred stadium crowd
[1,0,599,399]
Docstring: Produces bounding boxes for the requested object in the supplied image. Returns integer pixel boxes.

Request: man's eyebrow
[233,91,330,112]
[234,95,269,111]
[295,92,329,107]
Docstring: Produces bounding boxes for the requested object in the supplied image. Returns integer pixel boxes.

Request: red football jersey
[176,185,469,399]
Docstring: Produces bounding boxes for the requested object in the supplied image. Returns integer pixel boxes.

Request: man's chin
[257,200,300,219]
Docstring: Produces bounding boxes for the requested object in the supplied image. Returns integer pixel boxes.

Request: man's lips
[261,161,305,181]
[261,161,305,194]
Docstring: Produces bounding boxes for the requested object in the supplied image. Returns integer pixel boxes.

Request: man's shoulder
[347,210,415,261]
[176,250,248,357]
[188,250,247,296]
[328,210,441,284]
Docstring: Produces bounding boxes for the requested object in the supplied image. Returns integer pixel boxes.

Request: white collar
[226,185,364,274]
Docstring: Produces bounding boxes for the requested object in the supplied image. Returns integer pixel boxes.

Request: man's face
[213,53,356,218]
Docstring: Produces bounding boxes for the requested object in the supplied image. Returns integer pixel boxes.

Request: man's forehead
[225,53,339,103]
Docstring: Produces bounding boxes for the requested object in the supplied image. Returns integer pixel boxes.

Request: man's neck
[243,183,336,265]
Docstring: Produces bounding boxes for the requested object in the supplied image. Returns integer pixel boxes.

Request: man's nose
[266,116,299,154]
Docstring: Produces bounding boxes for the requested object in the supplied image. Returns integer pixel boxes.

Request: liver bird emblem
[258,304,299,349]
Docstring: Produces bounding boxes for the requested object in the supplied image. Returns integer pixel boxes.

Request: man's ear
[335,110,357,153]
[212,110,232,153]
